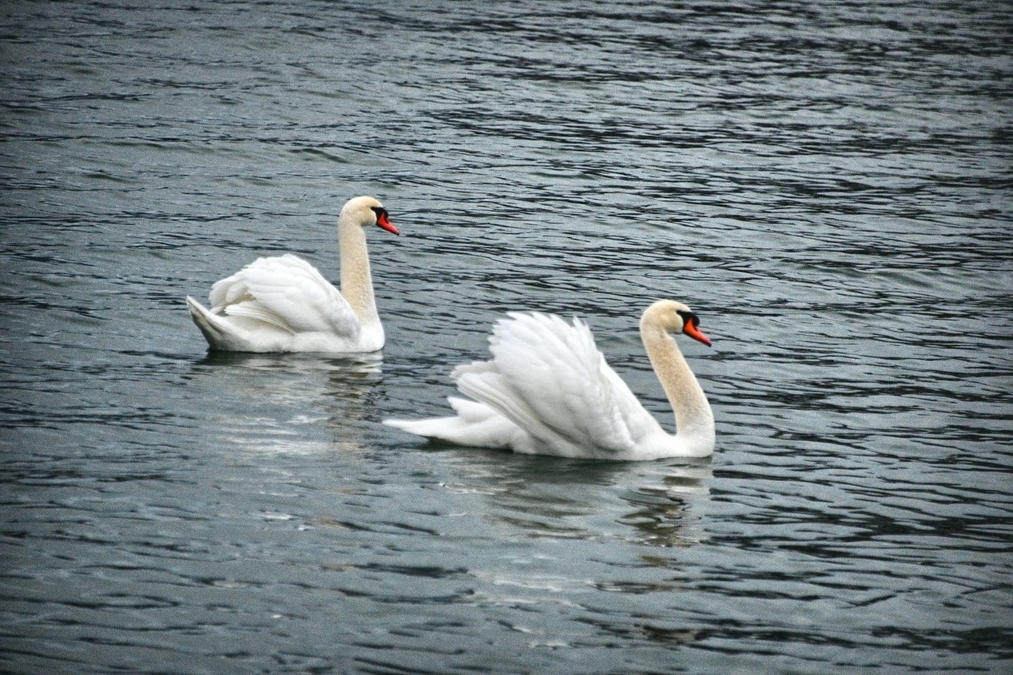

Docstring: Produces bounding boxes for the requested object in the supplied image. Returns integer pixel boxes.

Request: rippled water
[2,1,1012,673]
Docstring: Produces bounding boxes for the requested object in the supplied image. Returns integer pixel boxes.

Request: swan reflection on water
[189,351,385,456]
[436,451,714,550]
[618,461,713,549]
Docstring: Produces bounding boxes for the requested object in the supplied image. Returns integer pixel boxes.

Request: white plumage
[186,195,398,353]
[385,301,715,460]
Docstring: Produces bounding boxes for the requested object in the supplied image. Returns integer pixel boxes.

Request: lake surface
[2,1,1011,673]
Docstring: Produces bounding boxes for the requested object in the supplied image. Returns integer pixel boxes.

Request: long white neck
[640,319,715,453]
[338,216,379,325]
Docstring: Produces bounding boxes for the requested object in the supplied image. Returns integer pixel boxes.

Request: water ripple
[2,0,1011,673]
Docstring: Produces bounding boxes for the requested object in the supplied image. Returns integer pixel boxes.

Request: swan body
[186,196,398,353]
[385,300,715,460]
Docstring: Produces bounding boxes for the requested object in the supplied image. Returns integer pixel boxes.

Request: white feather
[186,196,397,353]
[385,302,716,461]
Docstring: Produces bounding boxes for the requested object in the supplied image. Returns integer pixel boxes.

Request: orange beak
[376,211,399,235]
[683,320,712,347]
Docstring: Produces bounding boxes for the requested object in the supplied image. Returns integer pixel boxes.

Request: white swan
[385,300,715,460]
[186,195,398,352]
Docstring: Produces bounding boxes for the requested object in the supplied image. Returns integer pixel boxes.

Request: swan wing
[209,254,361,338]
[452,312,656,457]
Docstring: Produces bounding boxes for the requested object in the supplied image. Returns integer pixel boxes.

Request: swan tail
[384,397,523,449]
[186,296,248,351]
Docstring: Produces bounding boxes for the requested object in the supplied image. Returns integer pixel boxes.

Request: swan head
[643,300,712,347]
[341,196,399,235]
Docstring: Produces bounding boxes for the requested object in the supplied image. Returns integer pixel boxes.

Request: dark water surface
[2,1,1012,673]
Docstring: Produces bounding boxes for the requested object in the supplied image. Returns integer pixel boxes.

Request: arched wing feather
[453,312,655,457]
[209,254,360,338]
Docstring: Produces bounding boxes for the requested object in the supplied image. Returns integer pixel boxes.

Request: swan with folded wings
[186,195,398,353]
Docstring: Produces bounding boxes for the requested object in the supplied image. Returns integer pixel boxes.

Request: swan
[185,196,399,353]
[384,300,715,460]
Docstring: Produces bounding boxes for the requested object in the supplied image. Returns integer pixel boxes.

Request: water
[2,1,1011,672]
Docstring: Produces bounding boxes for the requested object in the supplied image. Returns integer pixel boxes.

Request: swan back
[451,312,662,459]
[209,254,362,338]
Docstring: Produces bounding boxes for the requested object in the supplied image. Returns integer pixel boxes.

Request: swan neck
[338,216,378,324]
[640,320,714,444]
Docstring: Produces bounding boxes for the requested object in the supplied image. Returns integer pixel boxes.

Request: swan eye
[675,309,699,328]
[369,205,400,235]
